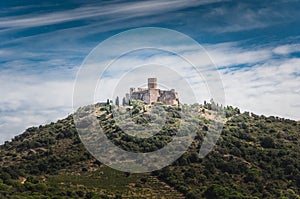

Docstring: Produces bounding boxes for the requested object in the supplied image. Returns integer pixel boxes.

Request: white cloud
[0,69,74,143]
[1,40,300,144]
[205,43,272,67]
[220,58,300,120]
[199,42,299,119]
[273,44,300,55]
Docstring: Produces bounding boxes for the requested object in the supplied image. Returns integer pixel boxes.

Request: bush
[261,137,275,148]
[203,184,228,199]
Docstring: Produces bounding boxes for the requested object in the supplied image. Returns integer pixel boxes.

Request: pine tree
[115,96,119,106]
[122,97,126,106]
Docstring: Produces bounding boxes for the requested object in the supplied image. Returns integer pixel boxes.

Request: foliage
[0,102,299,198]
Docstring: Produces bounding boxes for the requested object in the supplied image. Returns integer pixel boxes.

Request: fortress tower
[148,78,157,89]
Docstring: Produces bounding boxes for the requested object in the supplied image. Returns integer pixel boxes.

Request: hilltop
[0,101,299,198]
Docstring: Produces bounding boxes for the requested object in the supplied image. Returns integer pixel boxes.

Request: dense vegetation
[0,101,299,198]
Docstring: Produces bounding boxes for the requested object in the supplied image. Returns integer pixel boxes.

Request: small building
[128,78,179,105]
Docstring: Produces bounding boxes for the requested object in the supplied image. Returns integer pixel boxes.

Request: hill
[0,101,299,198]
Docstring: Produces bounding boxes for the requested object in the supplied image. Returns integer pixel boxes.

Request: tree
[261,136,275,148]
[122,97,126,106]
[115,96,119,106]
[203,184,228,199]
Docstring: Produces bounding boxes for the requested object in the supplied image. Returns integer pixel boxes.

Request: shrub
[261,137,275,148]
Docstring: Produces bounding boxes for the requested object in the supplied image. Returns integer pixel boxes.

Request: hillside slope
[0,102,299,198]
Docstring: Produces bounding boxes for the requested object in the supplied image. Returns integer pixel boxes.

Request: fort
[127,78,179,105]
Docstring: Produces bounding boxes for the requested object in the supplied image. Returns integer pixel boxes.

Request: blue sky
[1,0,300,143]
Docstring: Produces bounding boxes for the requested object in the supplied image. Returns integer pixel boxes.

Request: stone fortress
[128,78,179,105]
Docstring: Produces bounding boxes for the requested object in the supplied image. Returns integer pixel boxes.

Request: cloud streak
[0,0,222,30]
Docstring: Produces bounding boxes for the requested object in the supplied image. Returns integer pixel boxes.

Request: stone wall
[128,78,179,105]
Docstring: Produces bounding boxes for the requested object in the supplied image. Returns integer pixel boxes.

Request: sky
[0,0,300,143]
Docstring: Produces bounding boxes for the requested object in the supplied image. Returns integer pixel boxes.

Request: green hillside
[0,101,299,198]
